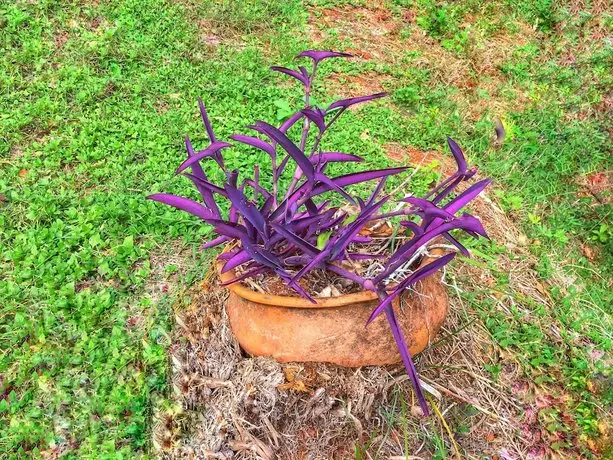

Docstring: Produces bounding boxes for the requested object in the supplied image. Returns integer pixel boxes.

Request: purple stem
[423,172,459,200]
[325,263,367,286]
[376,290,430,415]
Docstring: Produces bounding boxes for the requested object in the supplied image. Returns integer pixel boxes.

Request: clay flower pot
[217,255,449,367]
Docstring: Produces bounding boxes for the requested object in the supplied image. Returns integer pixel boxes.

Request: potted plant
[148,50,491,415]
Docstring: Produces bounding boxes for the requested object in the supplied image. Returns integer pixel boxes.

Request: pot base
[222,271,448,367]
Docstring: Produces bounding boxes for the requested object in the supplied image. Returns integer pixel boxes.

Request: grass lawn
[1,0,610,457]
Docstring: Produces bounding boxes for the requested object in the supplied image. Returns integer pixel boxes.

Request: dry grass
[153,183,601,458]
[154,191,543,459]
[307,4,535,122]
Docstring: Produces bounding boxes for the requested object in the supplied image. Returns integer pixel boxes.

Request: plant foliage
[149,50,491,415]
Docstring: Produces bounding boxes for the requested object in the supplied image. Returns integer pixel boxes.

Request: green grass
[1,0,611,457]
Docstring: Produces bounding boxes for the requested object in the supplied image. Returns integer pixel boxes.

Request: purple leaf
[403,197,454,226]
[329,196,389,259]
[271,223,320,255]
[206,219,250,240]
[198,99,217,143]
[225,175,267,236]
[242,178,272,199]
[222,249,251,273]
[382,304,430,415]
[175,141,232,174]
[270,66,309,85]
[296,50,352,64]
[182,172,228,197]
[230,134,276,157]
[442,231,470,256]
[302,107,327,133]
[220,266,269,286]
[327,93,387,111]
[447,137,467,174]
[311,167,406,194]
[201,235,228,250]
[279,111,305,133]
[147,193,215,220]
[254,121,315,182]
[443,178,492,215]
[366,177,388,207]
[184,136,221,216]
[347,252,385,260]
[315,173,357,205]
[309,152,364,164]
[378,214,485,282]
[367,253,456,325]
[284,255,310,266]
[400,220,424,237]
[431,175,464,204]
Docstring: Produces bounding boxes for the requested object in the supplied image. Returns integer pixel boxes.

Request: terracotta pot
[217,255,449,367]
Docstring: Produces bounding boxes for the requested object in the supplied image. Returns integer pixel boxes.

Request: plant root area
[156,280,529,458]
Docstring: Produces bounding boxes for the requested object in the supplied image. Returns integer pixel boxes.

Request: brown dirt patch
[383,143,455,174]
[326,71,393,100]
[307,4,534,121]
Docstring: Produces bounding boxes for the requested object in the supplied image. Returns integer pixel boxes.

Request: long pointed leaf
[230,134,276,157]
[254,121,315,182]
[175,141,232,174]
[147,193,214,220]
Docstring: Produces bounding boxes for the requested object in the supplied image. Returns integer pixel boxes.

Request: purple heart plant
[148,50,491,415]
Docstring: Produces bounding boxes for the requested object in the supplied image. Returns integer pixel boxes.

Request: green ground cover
[1,0,610,457]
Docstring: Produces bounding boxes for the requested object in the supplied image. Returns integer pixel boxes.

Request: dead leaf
[586,172,607,187]
[18,169,28,178]
[278,379,310,392]
[580,243,596,260]
[410,405,424,417]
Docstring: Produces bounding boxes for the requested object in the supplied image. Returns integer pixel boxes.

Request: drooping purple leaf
[270,66,309,86]
[220,266,269,286]
[302,107,327,133]
[382,303,430,415]
[296,50,352,64]
[254,121,315,183]
[230,134,276,157]
[201,235,228,250]
[447,137,467,174]
[367,253,456,325]
[309,152,364,164]
[175,141,232,174]
[147,193,215,220]
[222,249,251,274]
[327,93,387,111]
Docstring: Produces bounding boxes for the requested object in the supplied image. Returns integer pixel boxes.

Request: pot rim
[216,246,442,309]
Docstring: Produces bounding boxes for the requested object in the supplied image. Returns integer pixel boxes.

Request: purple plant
[148,50,491,415]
